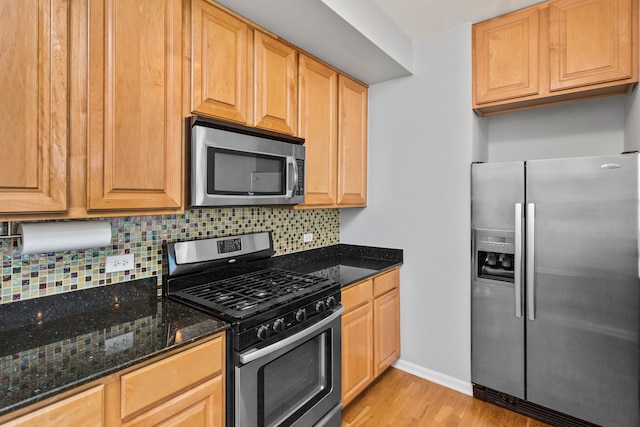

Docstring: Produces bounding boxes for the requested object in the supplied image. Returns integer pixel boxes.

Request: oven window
[207,147,285,195]
[259,332,332,427]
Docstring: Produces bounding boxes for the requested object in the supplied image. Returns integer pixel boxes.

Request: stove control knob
[315,300,326,313]
[257,325,269,341]
[325,296,337,309]
[295,308,307,323]
[273,318,285,333]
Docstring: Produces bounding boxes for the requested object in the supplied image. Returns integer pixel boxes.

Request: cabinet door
[473,6,540,105]
[254,31,297,135]
[374,288,400,377]
[342,302,374,406]
[298,55,338,206]
[0,0,68,214]
[87,0,183,211]
[337,76,367,207]
[191,0,252,124]
[2,385,104,427]
[549,0,635,91]
[122,376,223,427]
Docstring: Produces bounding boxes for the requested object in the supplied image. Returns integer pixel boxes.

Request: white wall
[340,22,635,395]
[488,96,625,161]
[625,85,640,152]
[340,23,481,394]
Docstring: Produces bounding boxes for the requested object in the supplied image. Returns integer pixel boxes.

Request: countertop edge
[338,261,403,289]
[0,323,228,418]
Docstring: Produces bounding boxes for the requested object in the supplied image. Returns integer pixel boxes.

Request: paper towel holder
[0,221,21,241]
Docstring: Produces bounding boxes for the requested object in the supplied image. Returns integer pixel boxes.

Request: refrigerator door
[471,161,525,398]
[526,154,639,427]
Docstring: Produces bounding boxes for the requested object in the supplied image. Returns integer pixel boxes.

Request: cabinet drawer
[122,376,224,427]
[373,268,399,297]
[121,336,224,419]
[342,280,373,311]
[1,385,104,427]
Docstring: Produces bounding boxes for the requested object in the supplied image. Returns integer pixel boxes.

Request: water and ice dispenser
[474,229,515,283]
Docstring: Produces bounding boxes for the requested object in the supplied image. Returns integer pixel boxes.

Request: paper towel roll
[19,221,112,255]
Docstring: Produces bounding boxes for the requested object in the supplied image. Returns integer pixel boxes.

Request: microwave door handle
[287,157,298,196]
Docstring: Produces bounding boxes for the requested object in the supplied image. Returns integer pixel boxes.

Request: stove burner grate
[173,268,334,318]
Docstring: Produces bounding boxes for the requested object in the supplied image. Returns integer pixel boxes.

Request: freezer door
[526,154,640,427]
[471,161,525,399]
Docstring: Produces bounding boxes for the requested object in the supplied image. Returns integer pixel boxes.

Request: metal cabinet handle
[526,203,535,321]
[514,203,523,318]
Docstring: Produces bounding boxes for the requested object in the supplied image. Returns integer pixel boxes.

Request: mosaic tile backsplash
[1,207,339,304]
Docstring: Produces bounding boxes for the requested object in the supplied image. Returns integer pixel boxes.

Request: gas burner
[170,268,335,320]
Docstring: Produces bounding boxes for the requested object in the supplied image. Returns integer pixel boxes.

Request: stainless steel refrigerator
[471,153,639,427]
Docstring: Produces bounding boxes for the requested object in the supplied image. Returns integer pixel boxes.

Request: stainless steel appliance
[471,153,640,427]
[188,116,306,207]
[164,231,342,427]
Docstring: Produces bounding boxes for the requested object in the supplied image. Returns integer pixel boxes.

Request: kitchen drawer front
[1,385,104,427]
[121,336,224,419]
[342,280,373,311]
[373,268,399,297]
[122,376,223,427]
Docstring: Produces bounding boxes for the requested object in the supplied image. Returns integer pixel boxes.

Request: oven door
[235,307,344,427]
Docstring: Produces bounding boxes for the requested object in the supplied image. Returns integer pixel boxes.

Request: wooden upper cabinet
[298,55,338,207]
[191,0,252,124]
[473,6,540,105]
[87,0,183,211]
[253,31,297,135]
[297,59,368,209]
[337,76,368,207]
[473,0,638,116]
[0,0,68,214]
[549,0,635,91]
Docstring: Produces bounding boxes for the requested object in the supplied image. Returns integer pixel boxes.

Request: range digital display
[217,238,242,254]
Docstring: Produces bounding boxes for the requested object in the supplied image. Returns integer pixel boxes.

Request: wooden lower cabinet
[122,376,223,427]
[342,289,374,405]
[0,334,225,427]
[120,336,224,424]
[373,287,400,377]
[0,385,105,427]
[341,268,400,406]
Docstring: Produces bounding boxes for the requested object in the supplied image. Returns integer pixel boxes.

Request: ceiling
[370,0,542,41]
[215,0,542,84]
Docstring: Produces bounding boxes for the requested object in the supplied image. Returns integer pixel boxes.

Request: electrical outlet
[105,253,134,273]
[303,233,313,243]
[105,332,134,355]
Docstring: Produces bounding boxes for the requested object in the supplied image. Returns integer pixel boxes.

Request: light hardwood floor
[342,368,551,426]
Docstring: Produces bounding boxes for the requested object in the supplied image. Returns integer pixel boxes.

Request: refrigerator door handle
[514,203,523,318]
[527,203,535,321]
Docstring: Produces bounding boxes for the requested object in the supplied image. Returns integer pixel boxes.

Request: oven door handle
[239,306,344,365]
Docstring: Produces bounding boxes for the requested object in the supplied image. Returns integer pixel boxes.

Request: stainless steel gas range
[164,231,343,427]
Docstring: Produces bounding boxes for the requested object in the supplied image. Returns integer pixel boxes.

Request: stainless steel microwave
[187,116,305,207]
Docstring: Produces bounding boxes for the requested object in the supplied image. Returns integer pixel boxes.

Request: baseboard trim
[392,358,473,396]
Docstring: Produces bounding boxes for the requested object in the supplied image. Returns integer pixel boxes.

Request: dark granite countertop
[272,243,403,288]
[0,278,228,417]
[0,242,402,418]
